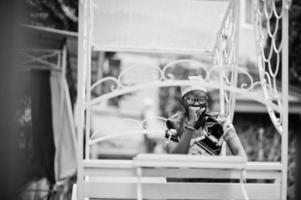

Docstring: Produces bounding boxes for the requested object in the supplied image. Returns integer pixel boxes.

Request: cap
[181,76,207,97]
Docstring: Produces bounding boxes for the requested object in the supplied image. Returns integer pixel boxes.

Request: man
[165,84,246,157]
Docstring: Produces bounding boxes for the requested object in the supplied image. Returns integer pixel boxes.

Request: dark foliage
[25,0,78,31]
[265,0,301,87]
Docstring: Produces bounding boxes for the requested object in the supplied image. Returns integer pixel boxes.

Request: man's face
[182,90,208,114]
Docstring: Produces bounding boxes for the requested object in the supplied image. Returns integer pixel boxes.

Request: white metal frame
[76,0,290,199]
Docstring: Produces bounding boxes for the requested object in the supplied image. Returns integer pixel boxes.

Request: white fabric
[50,72,77,181]
[181,85,207,97]
[92,0,230,53]
[181,76,207,97]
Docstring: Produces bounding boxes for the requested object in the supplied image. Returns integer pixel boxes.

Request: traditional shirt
[165,112,237,155]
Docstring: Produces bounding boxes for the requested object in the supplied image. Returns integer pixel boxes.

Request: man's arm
[219,116,247,157]
[166,108,198,154]
[166,128,194,154]
[226,135,247,157]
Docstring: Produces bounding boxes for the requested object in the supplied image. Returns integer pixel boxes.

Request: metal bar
[20,55,59,69]
[212,0,234,53]
[219,58,225,116]
[281,1,289,199]
[18,49,62,53]
[77,0,87,199]
[87,80,283,113]
[216,0,235,118]
[136,167,143,200]
[21,24,78,38]
[229,0,240,121]
[18,50,62,71]
[84,0,93,160]
[21,51,59,66]
[93,45,213,57]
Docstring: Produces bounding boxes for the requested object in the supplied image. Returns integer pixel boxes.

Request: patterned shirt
[165,112,237,155]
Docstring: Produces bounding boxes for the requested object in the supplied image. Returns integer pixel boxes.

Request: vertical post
[77,0,88,199]
[230,0,240,121]
[219,51,225,116]
[85,0,92,160]
[136,167,143,200]
[281,1,289,199]
[219,48,226,156]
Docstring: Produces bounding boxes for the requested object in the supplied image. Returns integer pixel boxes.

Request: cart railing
[73,154,281,200]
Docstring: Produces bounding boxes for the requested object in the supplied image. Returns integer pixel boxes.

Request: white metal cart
[74,0,291,199]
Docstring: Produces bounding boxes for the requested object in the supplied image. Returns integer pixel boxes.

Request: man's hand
[216,114,233,133]
[185,107,198,127]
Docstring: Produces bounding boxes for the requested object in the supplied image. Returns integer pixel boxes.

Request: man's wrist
[184,124,196,132]
[185,120,195,127]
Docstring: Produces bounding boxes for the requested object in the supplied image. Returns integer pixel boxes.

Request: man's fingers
[188,108,198,121]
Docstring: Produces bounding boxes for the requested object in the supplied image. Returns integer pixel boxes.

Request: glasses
[183,95,208,106]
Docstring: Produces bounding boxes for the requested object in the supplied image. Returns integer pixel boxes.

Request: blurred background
[9,0,301,199]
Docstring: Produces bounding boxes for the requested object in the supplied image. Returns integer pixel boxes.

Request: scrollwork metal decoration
[253,0,288,134]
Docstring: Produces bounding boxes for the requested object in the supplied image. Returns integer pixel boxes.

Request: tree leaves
[25,0,78,31]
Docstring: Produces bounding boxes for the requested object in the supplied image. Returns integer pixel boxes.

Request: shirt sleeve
[165,113,184,143]
[165,128,180,143]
